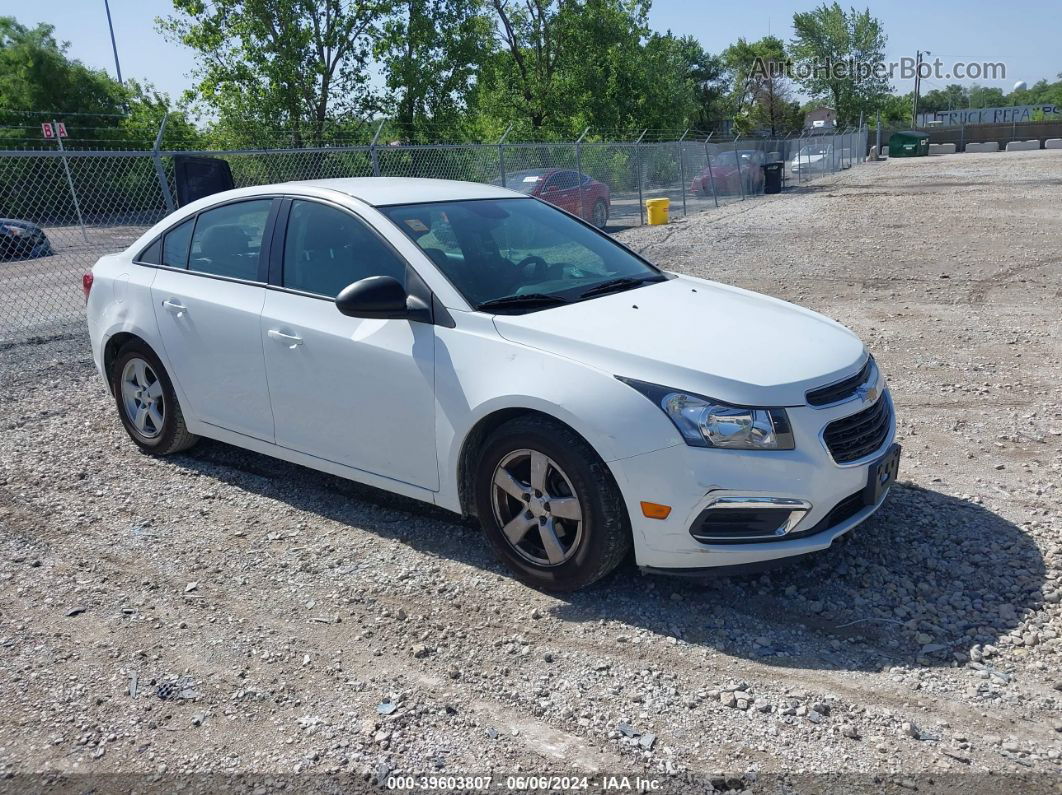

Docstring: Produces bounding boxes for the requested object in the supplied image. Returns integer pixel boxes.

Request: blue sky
[1,0,1056,106]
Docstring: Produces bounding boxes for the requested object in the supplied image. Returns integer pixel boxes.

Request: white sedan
[791,143,835,174]
[85,178,898,591]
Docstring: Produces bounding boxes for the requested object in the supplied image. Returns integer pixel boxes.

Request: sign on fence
[918,104,1062,128]
[40,122,69,139]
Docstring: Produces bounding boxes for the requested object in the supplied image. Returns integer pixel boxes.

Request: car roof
[283,177,522,206]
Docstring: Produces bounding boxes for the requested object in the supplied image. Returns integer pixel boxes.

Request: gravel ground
[0,151,1060,793]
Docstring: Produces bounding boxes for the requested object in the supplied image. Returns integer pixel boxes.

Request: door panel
[261,290,438,490]
[151,269,273,440]
[546,172,581,217]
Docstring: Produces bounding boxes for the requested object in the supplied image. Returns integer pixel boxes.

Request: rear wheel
[591,199,609,229]
[109,341,198,455]
[475,415,630,591]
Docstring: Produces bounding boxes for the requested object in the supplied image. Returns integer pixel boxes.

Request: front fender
[432,313,682,512]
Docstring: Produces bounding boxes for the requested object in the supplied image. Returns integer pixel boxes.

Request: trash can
[762,162,783,194]
[645,198,669,225]
[887,130,929,157]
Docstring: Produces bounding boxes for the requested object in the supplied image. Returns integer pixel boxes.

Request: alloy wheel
[120,357,165,438]
[490,449,584,566]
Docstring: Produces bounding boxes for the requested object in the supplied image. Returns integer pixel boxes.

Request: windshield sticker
[404,218,429,233]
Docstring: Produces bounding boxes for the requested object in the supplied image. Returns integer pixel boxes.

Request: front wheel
[474,415,631,591]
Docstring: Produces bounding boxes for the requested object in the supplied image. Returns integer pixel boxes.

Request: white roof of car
[285,177,520,206]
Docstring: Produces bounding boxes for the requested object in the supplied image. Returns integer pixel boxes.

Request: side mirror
[336,276,428,320]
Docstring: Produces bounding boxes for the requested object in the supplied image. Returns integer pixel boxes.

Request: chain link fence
[0,128,867,346]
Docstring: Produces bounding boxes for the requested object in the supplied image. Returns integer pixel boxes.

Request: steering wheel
[515,254,551,281]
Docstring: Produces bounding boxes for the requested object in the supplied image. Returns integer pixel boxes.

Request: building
[804,106,836,131]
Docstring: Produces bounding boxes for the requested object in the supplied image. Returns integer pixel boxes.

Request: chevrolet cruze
[85,178,898,591]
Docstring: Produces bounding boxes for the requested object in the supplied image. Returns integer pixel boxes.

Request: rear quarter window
[138,238,162,265]
[162,218,194,269]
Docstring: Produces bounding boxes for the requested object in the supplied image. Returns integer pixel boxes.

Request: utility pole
[911,50,929,128]
[104,0,123,85]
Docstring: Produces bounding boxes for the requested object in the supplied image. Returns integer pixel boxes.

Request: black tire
[591,199,609,229]
[474,415,631,591]
[109,340,199,455]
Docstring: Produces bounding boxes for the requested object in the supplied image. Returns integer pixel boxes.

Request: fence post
[497,123,512,188]
[677,128,689,217]
[959,121,965,153]
[370,120,384,177]
[703,133,719,208]
[575,126,589,220]
[152,114,175,214]
[54,119,88,242]
[634,129,647,226]
[733,135,745,200]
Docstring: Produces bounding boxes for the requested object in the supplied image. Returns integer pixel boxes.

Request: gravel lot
[1,151,1060,793]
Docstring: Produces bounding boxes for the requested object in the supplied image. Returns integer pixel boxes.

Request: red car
[689,150,765,196]
[499,169,611,227]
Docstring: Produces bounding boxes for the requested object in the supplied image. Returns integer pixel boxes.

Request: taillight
[82,272,94,302]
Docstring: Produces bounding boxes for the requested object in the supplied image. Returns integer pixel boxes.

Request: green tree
[480,0,643,136]
[966,84,1006,109]
[674,36,727,130]
[115,81,203,148]
[160,0,392,147]
[376,0,492,142]
[874,91,912,126]
[0,17,197,148]
[476,1,716,139]
[0,17,124,115]
[722,35,800,135]
[790,3,890,125]
[918,83,967,114]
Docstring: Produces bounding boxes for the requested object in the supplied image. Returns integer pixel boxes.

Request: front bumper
[608,389,896,570]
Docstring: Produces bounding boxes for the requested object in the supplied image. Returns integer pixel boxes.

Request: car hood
[491,275,866,406]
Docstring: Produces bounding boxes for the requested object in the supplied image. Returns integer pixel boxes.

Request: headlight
[618,377,794,450]
[2,224,26,237]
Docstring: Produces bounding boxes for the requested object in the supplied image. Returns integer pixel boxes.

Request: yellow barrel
[645,197,670,225]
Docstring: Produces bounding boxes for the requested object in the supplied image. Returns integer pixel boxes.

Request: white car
[85,178,898,591]
[791,143,835,174]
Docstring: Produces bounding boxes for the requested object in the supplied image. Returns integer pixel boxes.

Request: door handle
[162,299,187,316]
[267,328,303,347]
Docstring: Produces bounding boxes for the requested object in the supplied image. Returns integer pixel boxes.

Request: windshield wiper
[578,276,661,299]
[476,293,570,312]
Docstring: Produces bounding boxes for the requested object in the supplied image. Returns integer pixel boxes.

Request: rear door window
[188,200,272,281]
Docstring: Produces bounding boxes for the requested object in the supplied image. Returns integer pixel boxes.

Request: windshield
[498,170,548,194]
[710,151,760,167]
[797,145,830,157]
[382,198,663,311]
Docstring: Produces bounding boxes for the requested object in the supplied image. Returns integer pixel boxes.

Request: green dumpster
[888,130,930,158]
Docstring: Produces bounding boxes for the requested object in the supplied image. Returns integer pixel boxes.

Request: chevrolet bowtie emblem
[856,384,878,403]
